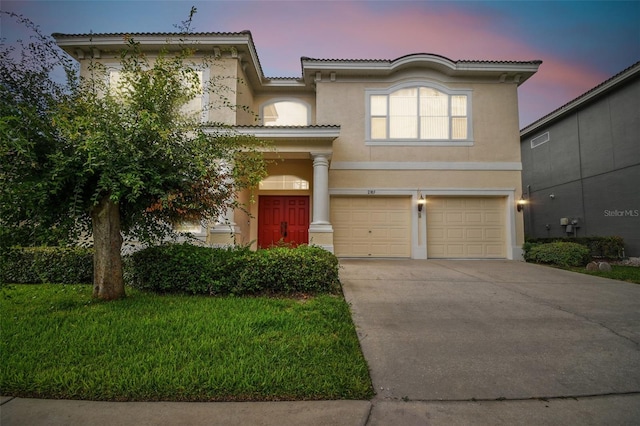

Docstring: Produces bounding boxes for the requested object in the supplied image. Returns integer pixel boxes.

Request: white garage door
[427,197,506,258]
[332,197,411,257]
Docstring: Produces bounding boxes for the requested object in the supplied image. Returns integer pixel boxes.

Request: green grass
[569,265,640,284]
[0,285,373,401]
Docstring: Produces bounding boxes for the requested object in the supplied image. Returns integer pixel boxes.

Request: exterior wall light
[517,196,526,212]
[418,194,426,217]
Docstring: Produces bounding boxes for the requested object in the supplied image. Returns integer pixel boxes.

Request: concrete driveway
[340,259,640,425]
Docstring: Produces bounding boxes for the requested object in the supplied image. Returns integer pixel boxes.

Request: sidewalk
[1,397,371,426]
[4,393,640,425]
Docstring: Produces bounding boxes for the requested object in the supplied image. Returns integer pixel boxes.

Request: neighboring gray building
[520,61,640,256]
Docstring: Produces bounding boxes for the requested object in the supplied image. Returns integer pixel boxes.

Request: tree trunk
[91,195,125,300]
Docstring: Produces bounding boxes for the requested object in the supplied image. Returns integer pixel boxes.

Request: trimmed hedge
[524,236,625,259]
[0,246,93,284]
[230,246,341,295]
[125,243,245,295]
[524,241,591,267]
[127,243,341,296]
[1,243,342,295]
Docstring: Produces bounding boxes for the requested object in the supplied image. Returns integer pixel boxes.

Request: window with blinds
[367,83,472,144]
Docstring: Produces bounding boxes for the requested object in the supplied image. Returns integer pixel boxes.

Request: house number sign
[367,190,376,195]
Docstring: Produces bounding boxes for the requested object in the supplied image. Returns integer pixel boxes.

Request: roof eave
[233,125,341,140]
[301,54,542,85]
[53,32,271,88]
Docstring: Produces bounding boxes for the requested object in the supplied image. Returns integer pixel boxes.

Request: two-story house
[54,31,540,260]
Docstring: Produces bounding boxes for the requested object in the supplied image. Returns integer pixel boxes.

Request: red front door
[258,196,310,248]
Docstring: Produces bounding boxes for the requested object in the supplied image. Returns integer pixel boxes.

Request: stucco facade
[520,62,640,256]
[55,31,540,259]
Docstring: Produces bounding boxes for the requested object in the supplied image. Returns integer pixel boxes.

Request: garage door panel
[370,228,389,239]
[429,245,445,257]
[485,228,503,240]
[466,245,484,256]
[465,212,482,223]
[388,211,408,222]
[446,228,464,239]
[466,228,484,239]
[446,212,464,223]
[486,245,505,256]
[485,212,502,223]
[369,212,389,223]
[445,199,465,209]
[332,197,411,258]
[427,197,506,259]
[447,245,465,256]
[389,244,410,256]
[464,199,483,209]
[351,228,371,238]
[429,212,444,223]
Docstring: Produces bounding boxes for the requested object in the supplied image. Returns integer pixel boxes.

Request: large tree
[1,10,267,299]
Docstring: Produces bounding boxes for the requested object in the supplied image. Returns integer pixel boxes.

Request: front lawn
[0,285,373,401]
[569,264,640,284]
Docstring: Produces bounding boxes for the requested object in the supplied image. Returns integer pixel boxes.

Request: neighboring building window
[262,100,310,126]
[259,175,309,190]
[367,83,472,145]
[530,132,550,149]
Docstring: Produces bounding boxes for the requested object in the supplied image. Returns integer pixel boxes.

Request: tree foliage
[1,12,80,246]
[1,10,268,298]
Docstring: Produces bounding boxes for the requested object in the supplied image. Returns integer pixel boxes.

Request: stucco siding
[316,80,522,165]
[329,169,522,190]
[470,83,522,163]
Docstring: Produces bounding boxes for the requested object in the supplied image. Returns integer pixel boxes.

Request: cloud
[4,0,626,127]
[519,59,610,127]
[217,1,612,126]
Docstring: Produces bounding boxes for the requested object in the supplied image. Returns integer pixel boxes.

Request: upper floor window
[262,100,310,126]
[366,83,472,145]
[108,68,206,121]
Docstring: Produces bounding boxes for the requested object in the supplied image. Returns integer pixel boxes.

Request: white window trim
[260,98,312,126]
[365,81,474,146]
[530,131,550,149]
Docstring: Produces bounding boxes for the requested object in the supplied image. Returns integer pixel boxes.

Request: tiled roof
[234,125,340,129]
[52,31,252,38]
[53,30,274,80]
[301,54,542,66]
[521,60,640,135]
[53,33,541,82]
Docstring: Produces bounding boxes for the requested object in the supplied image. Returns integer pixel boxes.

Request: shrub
[127,243,341,296]
[126,243,245,294]
[0,225,73,250]
[0,246,93,284]
[524,236,625,259]
[525,242,591,267]
[234,245,341,295]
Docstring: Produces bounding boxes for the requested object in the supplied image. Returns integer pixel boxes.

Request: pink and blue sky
[2,0,639,128]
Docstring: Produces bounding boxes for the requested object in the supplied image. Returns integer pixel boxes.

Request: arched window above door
[262,100,310,126]
[259,175,310,190]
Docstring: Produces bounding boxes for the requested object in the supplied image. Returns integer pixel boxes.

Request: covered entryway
[258,196,310,248]
[426,196,506,258]
[332,197,411,257]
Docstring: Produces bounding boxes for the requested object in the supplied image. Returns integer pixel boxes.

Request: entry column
[208,161,239,247]
[309,153,334,252]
